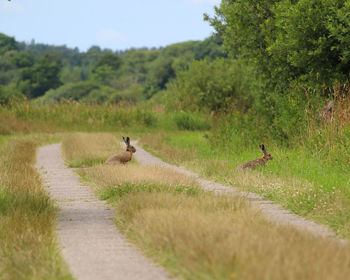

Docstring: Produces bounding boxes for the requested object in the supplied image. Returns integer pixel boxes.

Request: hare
[105,136,136,165]
[237,144,273,170]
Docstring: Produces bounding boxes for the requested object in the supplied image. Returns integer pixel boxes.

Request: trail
[36,144,171,280]
[132,141,343,241]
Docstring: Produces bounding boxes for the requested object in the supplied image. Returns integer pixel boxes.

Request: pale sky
[0,0,220,52]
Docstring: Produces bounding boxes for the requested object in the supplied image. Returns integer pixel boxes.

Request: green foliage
[0,32,225,104]
[109,83,145,104]
[136,108,158,127]
[0,33,18,54]
[0,53,18,86]
[36,80,102,103]
[207,0,350,89]
[267,0,350,87]
[20,52,63,98]
[170,58,252,112]
[0,83,24,105]
[11,51,35,68]
[174,111,210,131]
[93,51,122,71]
[92,52,122,83]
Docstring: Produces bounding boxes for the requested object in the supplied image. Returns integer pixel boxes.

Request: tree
[20,52,63,98]
[91,52,122,83]
[0,33,18,55]
[206,0,350,90]
[11,51,35,68]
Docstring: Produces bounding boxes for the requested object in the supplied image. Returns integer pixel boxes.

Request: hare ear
[260,144,266,153]
[126,137,130,145]
[122,136,127,144]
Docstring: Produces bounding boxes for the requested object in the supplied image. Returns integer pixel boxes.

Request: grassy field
[62,133,350,280]
[140,132,350,238]
[0,134,73,280]
[2,101,350,279]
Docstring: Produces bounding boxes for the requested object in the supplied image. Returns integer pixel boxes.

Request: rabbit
[105,136,136,165]
[237,144,273,170]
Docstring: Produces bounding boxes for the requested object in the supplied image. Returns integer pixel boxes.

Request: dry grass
[81,164,198,193]
[141,133,196,164]
[0,136,72,280]
[81,162,350,280]
[71,143,350,279]
[62,132,124,167]
[117,192,350,280]
[63,132,350,279]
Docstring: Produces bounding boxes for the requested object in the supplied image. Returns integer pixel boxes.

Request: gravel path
[133,141,342,241]
[36,144,171,280]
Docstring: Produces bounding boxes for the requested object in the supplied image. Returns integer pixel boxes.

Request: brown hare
[237,144,273,170]
[105,136,136,165]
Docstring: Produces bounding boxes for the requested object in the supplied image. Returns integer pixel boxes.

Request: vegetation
[2,1,350,278]
[0,33,224,104]
[61,133,350,280]
[0,135,72,280]
[140,131,350,237]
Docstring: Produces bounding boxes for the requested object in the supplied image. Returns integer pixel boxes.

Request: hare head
[260,144,273,161]
[123,136,136,153]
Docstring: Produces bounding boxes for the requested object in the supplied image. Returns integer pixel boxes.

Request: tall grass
[0,136,72,280]
[140,131,350,238]
[62,133,350,280]
[138,85,350,239]
[0,101,160,134]
[62,132,124,167]
[0,101,213,136]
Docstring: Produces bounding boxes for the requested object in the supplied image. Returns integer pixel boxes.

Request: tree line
[0,32,224,104]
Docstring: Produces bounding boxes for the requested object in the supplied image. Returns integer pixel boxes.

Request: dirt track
[36,143,171,280]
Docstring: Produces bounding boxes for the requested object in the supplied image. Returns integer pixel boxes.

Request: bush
[136,109,158,127]
[174,111,210,131]
[35,81,122,104]
[169,58,253,113]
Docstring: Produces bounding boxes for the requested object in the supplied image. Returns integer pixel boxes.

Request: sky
[0,0,220,52]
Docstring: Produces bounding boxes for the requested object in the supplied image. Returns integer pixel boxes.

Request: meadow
[61,132,350,280]
[1,101,350,279]
[140,128,350,238]
[2,1,350,279]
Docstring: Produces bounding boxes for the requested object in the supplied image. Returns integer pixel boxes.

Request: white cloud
[1,1,25,14]
[96,28,127,44]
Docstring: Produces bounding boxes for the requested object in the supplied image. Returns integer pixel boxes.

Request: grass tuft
[0,137,72,280]
[62,132,124,167]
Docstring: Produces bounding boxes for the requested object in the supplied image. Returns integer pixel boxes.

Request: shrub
[169,58,253,113]
[174,111,210,131]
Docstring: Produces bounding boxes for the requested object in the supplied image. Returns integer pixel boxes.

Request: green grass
[141,131,350,238]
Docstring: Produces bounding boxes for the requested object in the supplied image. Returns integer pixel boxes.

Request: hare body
[237,144,273,170]
[105,136,136,165]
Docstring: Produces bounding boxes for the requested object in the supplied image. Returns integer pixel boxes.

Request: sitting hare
[237,144,273,170]
[105,136,136,165]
